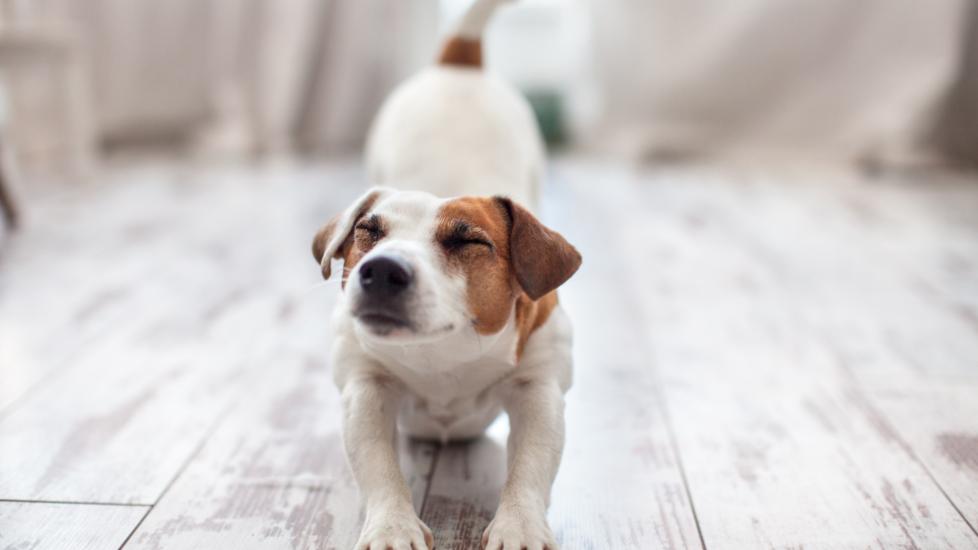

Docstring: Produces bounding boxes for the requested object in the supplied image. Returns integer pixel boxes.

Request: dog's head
[312,188,581,344]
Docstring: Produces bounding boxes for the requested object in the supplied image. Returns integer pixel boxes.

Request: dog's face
[312,188,581,345]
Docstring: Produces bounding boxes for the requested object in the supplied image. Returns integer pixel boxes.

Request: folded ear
[495,196,582,300]
[311,187,389,279]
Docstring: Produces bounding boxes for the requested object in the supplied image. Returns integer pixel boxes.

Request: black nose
[358,256,413,297]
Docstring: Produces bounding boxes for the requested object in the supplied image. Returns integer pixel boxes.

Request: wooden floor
[1,158,977,549]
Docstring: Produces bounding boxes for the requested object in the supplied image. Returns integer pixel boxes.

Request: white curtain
[294,1,438,154]
[585,0,978,165]
[2,0,438,159]
[6,0,976,168]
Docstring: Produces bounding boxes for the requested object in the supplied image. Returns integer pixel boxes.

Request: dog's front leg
[483,379,565,550]
[341,376,433,550]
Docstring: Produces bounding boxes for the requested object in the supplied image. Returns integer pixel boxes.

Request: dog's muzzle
[353,255,414,331]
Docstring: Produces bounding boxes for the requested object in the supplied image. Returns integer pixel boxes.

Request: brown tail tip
[438,36,482,68]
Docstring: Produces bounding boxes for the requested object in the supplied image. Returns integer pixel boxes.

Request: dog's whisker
[304,280,344,293]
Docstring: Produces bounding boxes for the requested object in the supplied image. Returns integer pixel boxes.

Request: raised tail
[438,0,514,68]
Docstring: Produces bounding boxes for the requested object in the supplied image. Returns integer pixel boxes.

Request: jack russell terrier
[311,1,581,548]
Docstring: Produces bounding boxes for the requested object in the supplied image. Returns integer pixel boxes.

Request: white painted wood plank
[572,163,978,549]
[688,166,978,533]
[3,157,976,548]
[550,168,703,550]
[714,167,978,533]
[0,163,367,504]
[748,169,978,384]
[868,383,978,530]
[0,501,148,550]
[834,172,978,316]
[0,180,189,412]
[421,163,703,550]
[0,163,362,413]
[832,177,978,384]
[124,344,435,549]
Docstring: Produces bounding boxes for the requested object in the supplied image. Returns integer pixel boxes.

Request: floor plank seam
[815,316,978,542]
[656,386,709,550]
[602,190,710,550]
[153,404,235,509]
[919,462,978,540]
[635,304,709,549]
[686,174,978,546]
[850,383,978,541]
[117,402,235,548]
[418,444,442,518]
[116,505,153,550]
[0,498,152,508]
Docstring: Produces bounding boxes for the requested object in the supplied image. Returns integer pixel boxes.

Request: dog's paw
[481,505,557,550]
[356,506,433,550]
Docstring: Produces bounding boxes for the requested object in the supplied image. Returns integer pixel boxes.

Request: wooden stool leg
[0,141,19,229]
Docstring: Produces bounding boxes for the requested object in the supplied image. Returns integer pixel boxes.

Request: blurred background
[2,2,978,549]
[1,0,976,196]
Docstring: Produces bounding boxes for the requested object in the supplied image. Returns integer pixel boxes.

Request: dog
[311,1,581,548]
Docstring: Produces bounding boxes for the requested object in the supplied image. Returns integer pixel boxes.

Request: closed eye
[355,215,384,240]
[440,220,494,252]
[443,236,492,249]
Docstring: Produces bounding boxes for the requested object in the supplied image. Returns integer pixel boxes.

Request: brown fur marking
[436,197,514,335]
[438,36,482,68]
[338,214,386,288]
[436,198,570,359]
[515,291,558,360]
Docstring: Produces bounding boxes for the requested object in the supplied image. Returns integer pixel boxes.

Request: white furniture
[0,19,96,186]
[0,79,17,233]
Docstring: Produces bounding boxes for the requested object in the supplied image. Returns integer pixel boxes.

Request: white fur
[366,67,545,210]
[333,3,570,548]
[454,0,515,40]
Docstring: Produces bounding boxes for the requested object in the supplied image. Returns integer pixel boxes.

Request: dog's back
[365,0,544,208]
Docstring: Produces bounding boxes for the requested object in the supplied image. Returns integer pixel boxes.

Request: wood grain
[695,166,978,535]
[0,501,148,550]
[869,384,978,530]
[1,159,976,549]
[726,168,978,534]
[571,162,978,548]
[0,165,364,504]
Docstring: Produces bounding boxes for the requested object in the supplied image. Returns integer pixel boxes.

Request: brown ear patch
[495,197,582,300]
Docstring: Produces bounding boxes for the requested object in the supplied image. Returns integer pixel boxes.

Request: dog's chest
[393,357,513,441]
[399,392,503,441]
[362,324,519,440]
[375,338,516,404]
